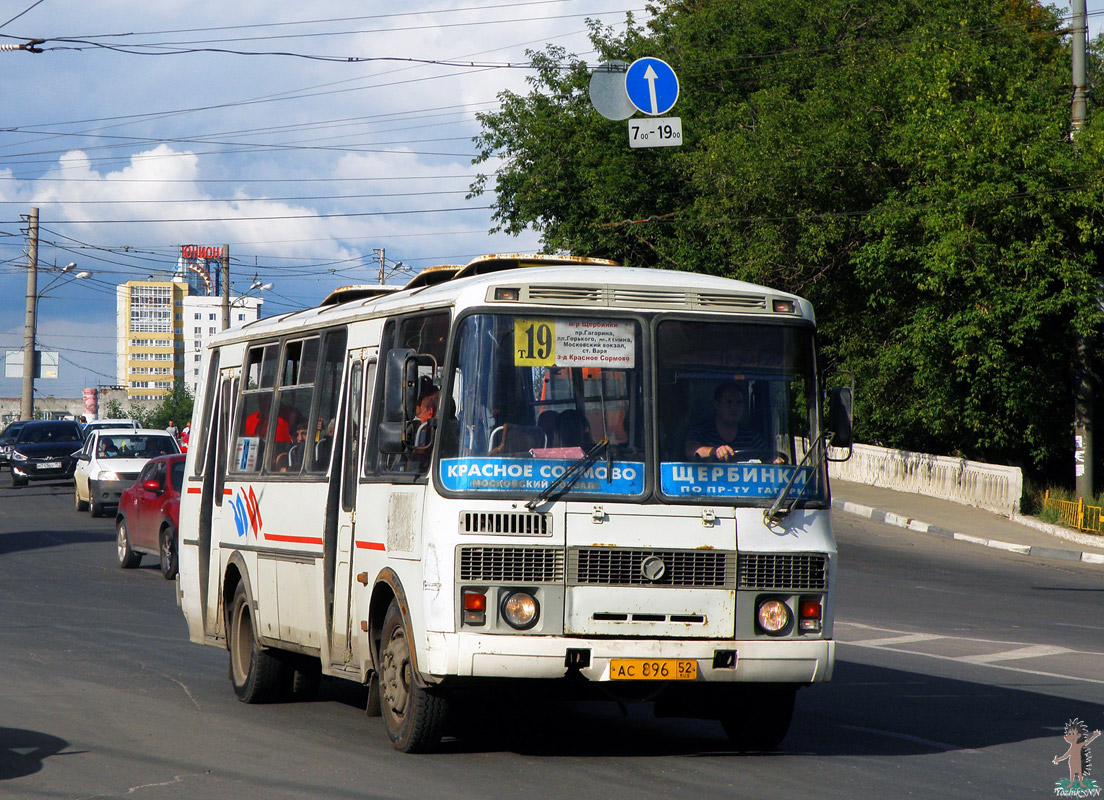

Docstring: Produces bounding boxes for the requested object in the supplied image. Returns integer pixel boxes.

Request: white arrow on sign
[643,65,659,115]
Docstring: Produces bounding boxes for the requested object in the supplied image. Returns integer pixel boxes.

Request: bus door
[328,351,372,667]
[205,368,237,638]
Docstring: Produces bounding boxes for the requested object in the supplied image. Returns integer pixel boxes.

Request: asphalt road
[1,474,1101,799]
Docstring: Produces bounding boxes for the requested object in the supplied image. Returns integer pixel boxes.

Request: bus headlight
[756,599,791,634]
[500,591,539,630]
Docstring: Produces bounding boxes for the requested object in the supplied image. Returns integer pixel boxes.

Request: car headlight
[500,590,539,630]
[11,450,27,461]
[95,470,119,481]
[756,599,792,634]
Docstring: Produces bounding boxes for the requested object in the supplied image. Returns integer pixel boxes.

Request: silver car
[73,428,180,518]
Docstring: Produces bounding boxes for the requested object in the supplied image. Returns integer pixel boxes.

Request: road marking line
[853,633,943,647]
[837,621,1104,685]
[836,724,980,754]
[959,645,1071,663]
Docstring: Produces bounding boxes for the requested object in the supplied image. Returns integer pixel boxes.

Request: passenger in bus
[685,381,771,461]
[553,409,591,449]
[244,407,290,443]
[537,410,559,443]
[285,424,310,471]
[404,378,440,472]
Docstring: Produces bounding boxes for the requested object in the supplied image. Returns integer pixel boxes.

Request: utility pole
[21,207,39,420]
[1072,0,1093,499]
[375,247,385,285]
[220,244,230,331]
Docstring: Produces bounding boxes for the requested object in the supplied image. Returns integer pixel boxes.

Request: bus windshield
[438,313,646,499]
[655,319,826,504]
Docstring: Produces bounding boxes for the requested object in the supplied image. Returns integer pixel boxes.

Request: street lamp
[21,261,93,419]
[224,278,273,329]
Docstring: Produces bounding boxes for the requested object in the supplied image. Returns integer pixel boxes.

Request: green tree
[143,385,194,433]
[101,398,126,420]
[473,0,1101,477]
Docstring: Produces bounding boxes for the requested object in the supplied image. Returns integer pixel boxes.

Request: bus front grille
[737,553,828,590]
[458,546,565,583]
[568,548,734,588]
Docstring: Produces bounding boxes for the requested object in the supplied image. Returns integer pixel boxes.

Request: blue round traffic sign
[624,57,679,116]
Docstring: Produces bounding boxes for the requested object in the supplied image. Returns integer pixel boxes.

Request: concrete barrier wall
[828,443,1023,518]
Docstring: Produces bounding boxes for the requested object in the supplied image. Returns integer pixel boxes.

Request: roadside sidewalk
[831,480,1104,567]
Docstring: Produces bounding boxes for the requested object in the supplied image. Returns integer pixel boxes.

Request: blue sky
[0,2,1099,397]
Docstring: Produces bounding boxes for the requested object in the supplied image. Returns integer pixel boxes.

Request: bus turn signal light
[462,590,487,626]
[799,598,822,632]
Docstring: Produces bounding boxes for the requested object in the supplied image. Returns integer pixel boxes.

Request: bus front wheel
[378,601,447,753]
[720,684,797,751]
[228,582,287,703]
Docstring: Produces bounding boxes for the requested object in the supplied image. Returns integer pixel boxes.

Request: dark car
[0,420,29,466]
[115,453,185,579]
[8,420,84,486]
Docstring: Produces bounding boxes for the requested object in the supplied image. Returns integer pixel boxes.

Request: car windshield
[438,313,645,499]
[17,423,81,444]
[655,319,826,505]
[96,435,177,459]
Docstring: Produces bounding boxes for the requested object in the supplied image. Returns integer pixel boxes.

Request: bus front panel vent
[460,511,552,536]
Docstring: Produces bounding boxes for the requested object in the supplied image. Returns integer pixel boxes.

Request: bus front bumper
[425,634,834,685]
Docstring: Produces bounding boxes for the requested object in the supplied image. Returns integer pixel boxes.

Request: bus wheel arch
[226,571,288,704]
[369,571,447,752]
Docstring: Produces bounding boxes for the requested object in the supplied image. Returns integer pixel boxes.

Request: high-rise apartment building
[116,277,262,401]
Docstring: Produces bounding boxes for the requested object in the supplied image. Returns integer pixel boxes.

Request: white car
[81,418,139,440]
[74,428,181,518]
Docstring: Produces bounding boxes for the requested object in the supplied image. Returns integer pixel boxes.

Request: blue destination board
[661,463,816,498]
[441,457,645,495]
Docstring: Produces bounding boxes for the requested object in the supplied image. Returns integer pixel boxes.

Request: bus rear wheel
[378,601,447,753]
[228,582,287,703]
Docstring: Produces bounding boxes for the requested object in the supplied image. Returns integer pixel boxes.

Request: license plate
[609,659,697,681]
[40,461,61,469]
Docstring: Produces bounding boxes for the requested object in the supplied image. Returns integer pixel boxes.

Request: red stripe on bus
[356,541,386,551]
[187,487,202,494]
[224,489,233,496]
[263,533,323,546]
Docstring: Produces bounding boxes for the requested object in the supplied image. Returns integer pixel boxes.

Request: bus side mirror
[380,348,416,454]
[383,348,417,425]
[828,385,854,449]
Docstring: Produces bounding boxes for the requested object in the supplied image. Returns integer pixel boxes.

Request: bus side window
[307,329,348,473]
[231,344,277,473]
[371,311,448,476]
[268,337,319,474]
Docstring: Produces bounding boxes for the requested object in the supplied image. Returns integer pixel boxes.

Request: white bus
[177,254,853,752]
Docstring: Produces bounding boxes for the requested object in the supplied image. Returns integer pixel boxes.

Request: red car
[115,453,185,579]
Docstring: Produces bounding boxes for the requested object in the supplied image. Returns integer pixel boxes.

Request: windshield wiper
[763,433,825,524]
[526,437,610,510]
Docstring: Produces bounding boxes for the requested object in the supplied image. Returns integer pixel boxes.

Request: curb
[832,499,1104,567]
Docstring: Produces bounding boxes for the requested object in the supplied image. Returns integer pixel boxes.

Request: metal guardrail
[1042,491,1104,535]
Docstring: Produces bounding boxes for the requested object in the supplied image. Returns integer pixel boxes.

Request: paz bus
[176,254,853,752]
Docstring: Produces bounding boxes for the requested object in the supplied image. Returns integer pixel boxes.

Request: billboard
[177,245,222,297]
[5,350,59,379]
